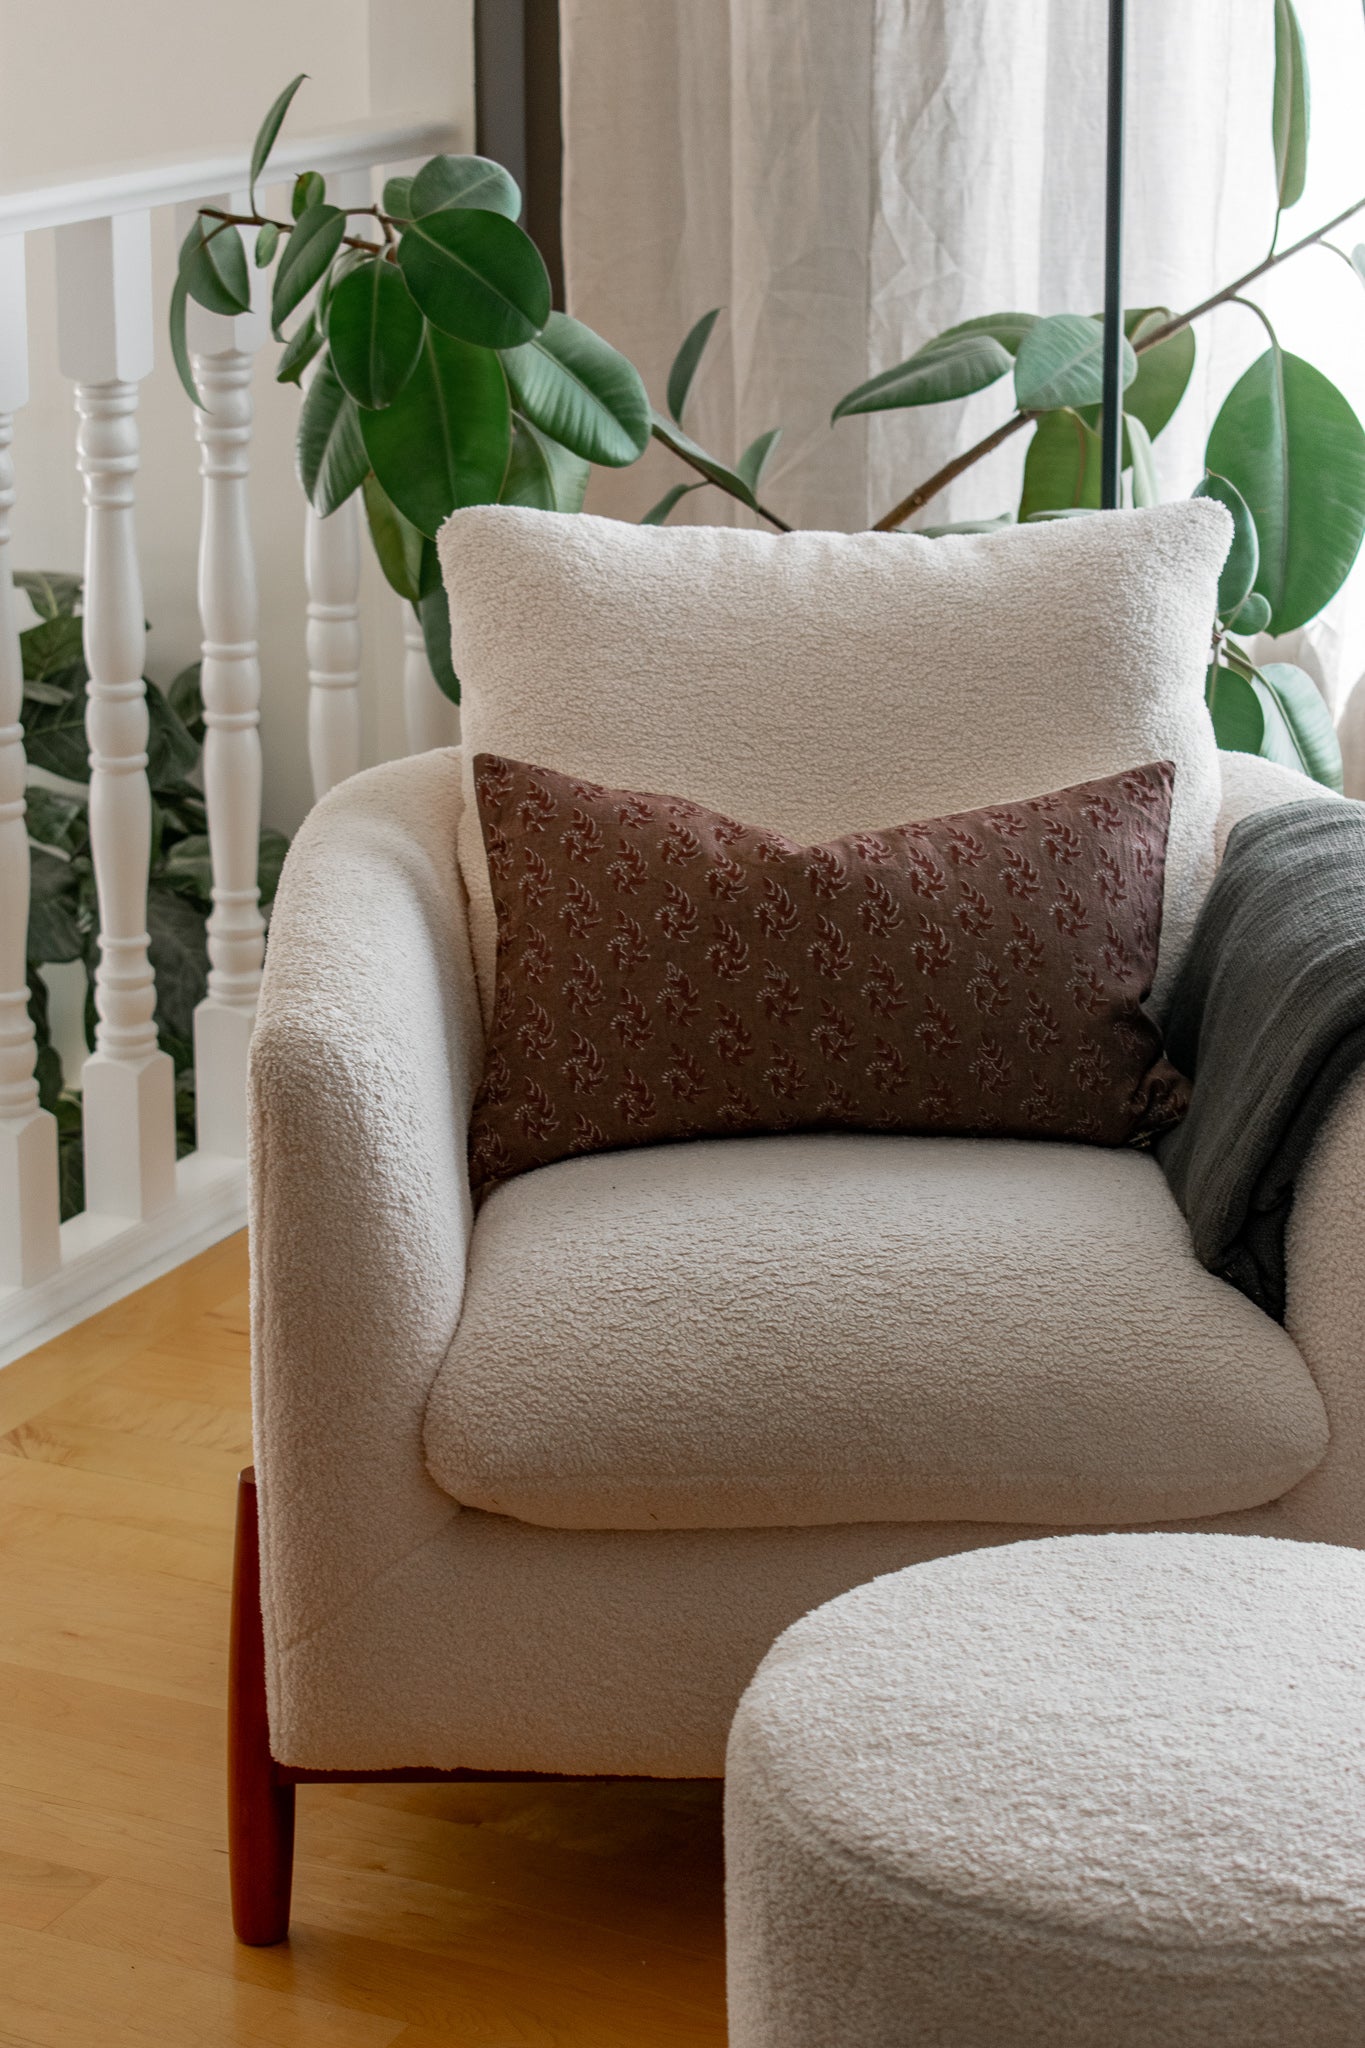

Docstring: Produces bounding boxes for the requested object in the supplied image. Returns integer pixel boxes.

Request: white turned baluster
[305,488,363,799]
[0,234,61,1286]
[56,212,175,1221]
[178,198,267,1158]
[402,604,459,754]
[304,166,370,801]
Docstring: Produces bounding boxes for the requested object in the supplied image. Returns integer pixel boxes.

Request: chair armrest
[1215,748,1328,861]
[249,748,483,1657]
[1283,1067,1365,1538]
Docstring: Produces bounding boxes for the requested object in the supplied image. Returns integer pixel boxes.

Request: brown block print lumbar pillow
[467,753,1190,1200]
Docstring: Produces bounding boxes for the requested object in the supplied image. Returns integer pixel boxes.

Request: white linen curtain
[561,0,1365,767]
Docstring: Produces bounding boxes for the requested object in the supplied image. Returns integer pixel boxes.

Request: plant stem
[869,190,1365,530]
[869,413,1034,533]
[664,445,793,532]
[199,204,387,257]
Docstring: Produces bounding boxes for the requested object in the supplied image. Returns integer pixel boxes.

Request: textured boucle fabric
[726,1535,1365,2047]
[438,501,1230,1025]
[252,747,1365,1777]
[466,753,1188,1197]
[424,1132,1324,1530]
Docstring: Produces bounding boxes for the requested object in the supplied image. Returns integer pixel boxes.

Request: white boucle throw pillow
[438,500,1230,1025]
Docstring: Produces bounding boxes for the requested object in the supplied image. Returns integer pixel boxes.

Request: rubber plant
[20,572,289,1217]
[647,0,1365,790]
[169,77,652,702]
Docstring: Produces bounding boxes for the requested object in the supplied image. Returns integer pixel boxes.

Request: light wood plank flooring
[0,1234,727,2046]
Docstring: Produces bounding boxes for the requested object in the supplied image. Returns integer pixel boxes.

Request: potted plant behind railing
[175,3,1365,786]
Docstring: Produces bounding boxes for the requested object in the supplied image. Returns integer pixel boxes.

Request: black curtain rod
[1100,0,1127,509]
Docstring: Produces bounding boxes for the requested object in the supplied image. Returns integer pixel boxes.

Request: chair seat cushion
[424,1132,1327,1531]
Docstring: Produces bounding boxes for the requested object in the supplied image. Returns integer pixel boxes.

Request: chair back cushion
[439,500,1231,1023]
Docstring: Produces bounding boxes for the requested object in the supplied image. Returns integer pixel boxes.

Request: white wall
[4,0,474,835]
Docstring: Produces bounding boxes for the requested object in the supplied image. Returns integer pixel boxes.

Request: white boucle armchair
[233,737,1365,1945]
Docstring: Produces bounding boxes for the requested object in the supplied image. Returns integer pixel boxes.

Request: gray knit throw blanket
[1158,794,1365,1322]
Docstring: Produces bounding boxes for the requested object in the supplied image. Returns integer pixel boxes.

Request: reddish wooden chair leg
[229,1468,296,1945]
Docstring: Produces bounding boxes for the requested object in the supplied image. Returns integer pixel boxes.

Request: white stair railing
[182,196,267,1159]
[0,118,460,1362]
[0,234,60,1288]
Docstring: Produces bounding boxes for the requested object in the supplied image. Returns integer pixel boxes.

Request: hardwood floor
[0,1235,727,2046]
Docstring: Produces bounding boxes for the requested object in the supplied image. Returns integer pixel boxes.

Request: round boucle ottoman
[725,1534,1365,2048]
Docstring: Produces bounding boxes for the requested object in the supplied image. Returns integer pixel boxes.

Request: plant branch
[869,413,1034,533]
[1136,192,1365,351]
[664,444,793,532]
[199,203,386,257]
[868,190,1365,531]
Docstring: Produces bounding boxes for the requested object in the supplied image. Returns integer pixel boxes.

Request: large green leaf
[1207,657,1342,789]
[296,357,369,517]
[382,175,414,221]
[167,662,204,746]
[1014,313,1136,413]
[396,209,550,351]
[1018,408,1100,521]
[26,846,84,964]
[500,415,591,513]
[502,312,650,466]
[249,73,306,212]
[833,333,1013,422]
[640,481,703,526]
[271,202,346,336]
[145,685,200,789]
[21,675,89,780]
[1125,414,1159,507]
[931,312,1038,357]
[168,273,200,409]
[1205,347,1365,633]
[359,326,512,537]
[1194,471,1259,620]
[362,469,426,601]
[417,583,459,702]
[666,308,720,425]
[409,154,521,222]
[1078,308,1195,441]
[736,428,781,494]
[22,614,85,681]
[1272,0,1310,211]
[146,887,209,1050]
[14,571,81,620]
[178,217,250,317]
[325,257,424,410]
[24,786,86,856]
[275,311,323,387]
[650,411,759,511]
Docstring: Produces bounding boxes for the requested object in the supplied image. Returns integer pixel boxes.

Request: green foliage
[1205,347,1365,635]
[666,308,721,425]
[1014,314,1137,413]
[500,416,592,514]
[395,207,550,351]
[502,313,650,466]
[1207,650,1342,790]
[1272,0,1310,211]
[178,30,1364,789]
[833,333,1013,421]
[408,153,521,221]
[359,327,512,537]
[19,576,291,1220]
[326,256,425,410]
[1194,472,1260,620]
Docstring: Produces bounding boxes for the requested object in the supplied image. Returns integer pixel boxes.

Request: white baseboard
[0,1151,248,1367]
